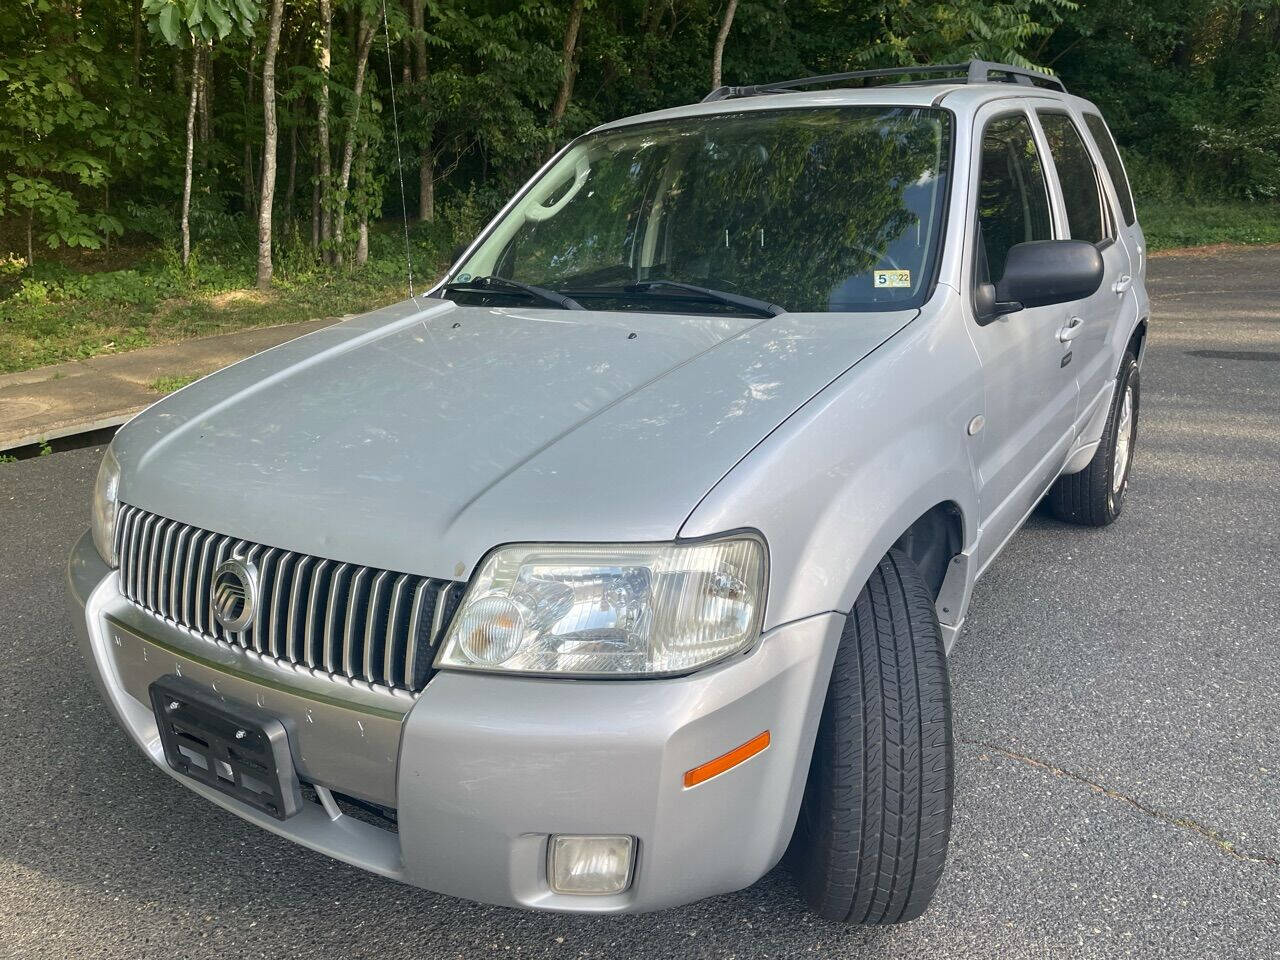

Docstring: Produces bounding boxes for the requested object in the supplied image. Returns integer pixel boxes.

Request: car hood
[114,297,915,579]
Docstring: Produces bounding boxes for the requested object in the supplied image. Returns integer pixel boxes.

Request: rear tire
[1048,351,1140,526]
[788,548,953,924]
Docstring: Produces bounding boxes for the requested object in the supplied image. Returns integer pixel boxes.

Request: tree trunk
[356,212,369,266]
[354,132,370,266]
[198,54,212,141]
[644,0,665,34]
[710,0,738,89]
[243,41,258,217]
[1235,5,1257,49]
[181,45,201,269]
[547,0,585,155]
[317,0,333,262]
[25,207,34,268]
[410,0,433,221]
[332,17,375,268]
[256,0,284,290]
[285,118,297,225]
[131,0,142,86]
[311,157,321,251]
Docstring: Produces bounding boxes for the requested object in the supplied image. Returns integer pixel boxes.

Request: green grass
[1140,201,1280,252]
[0,223,453,375]
[148,373,200,394]
[3,203,1279,375]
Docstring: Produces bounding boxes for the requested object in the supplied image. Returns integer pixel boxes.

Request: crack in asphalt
[961,739,1280,869]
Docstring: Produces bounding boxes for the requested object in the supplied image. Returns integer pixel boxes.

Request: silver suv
[68,61,1148,923]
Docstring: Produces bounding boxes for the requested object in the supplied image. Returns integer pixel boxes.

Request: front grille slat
[138,513,155,602]
[115,505,461,694]
[304,559,331,669]
[383,574,412,689]
[343,567,372,679]
[147,518,169,612]
[112,504,460,691]
[169,524,189,618]
[363,570,394,684]
[255,547,280,654]
[286,555,314,664]
[181,528,204,628]
[403,579,432,690]
[324,563,352,675]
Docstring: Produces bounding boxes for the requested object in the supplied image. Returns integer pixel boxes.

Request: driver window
[976,114,1053,286]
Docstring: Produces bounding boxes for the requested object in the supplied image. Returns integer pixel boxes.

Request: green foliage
[142,0,261,45]
[0,219,455,373]
[0,0,1277,375]
[1141,201,1280,250]
[0,1,157,258]
[1047,0,1280,204]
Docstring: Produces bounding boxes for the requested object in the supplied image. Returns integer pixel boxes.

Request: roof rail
[702,59,1065,103]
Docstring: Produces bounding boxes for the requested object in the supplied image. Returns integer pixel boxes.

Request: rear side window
[1037,111,1110,244]
[1083,113,1136,226]
[976,114,1053,284]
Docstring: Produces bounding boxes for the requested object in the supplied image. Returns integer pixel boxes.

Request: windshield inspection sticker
[874,269,911,288]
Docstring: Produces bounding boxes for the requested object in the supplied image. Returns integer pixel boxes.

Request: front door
[966,104,1080,574]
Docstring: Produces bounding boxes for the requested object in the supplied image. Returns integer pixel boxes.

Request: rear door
[965,102,1080,573]
[1081,109,1149,355]
[1033,108,1131,426]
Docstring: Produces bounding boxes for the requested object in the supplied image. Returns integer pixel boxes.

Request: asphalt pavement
[2,247,1278,959]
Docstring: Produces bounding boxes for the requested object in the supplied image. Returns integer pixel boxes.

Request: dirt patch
[209,289,274,309]
[1149,241,1280,259]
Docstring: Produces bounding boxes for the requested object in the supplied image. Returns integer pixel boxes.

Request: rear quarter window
[1083,113,1136,226]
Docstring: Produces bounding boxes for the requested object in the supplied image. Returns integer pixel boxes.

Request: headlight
[91,446,121,567]
[435,535,767,677]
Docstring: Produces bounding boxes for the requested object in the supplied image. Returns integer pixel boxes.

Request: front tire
[789,548,953,924]
[1048,351,1140,526]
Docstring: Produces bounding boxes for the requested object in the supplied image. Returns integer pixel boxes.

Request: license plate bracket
[149,675,302,820]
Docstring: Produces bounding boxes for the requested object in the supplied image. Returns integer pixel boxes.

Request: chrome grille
[114,504,465,693]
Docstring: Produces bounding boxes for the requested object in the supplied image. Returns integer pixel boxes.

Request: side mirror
[449,243,468,265]
[984,240,1103,319]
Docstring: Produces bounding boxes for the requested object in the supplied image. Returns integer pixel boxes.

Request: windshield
[450,106,951,315]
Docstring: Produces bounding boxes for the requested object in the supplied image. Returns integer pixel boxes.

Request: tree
[408,0,432,221]
[0,2,151,265]
[4,0,1277,291]
[141,0,261,267]
[180,44,203,268]
[316,0,333,257]
[547,0,586,156]
[711,0,738,89]
[332,9,376,267]
[256,0,285,289]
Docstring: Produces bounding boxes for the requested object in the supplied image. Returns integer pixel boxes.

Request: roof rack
[702,60,1065,103]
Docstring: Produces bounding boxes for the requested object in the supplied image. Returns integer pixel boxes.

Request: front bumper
[68,530,840,913]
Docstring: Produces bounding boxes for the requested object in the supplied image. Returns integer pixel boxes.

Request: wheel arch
[891,500,966,601]
[1127,316,1149,366]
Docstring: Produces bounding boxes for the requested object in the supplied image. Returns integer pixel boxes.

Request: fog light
[548,835,634,895]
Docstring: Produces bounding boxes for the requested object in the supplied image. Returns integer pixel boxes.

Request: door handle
[1112,274,1132,296]
[1057,315,1085,343]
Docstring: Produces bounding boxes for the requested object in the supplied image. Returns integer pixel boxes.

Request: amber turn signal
[683,731,771,788]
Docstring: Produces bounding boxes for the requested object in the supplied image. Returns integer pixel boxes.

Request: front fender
[681,289,982,632]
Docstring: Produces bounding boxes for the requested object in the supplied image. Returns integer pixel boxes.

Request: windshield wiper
[441,275,585,310]
[621,280,786,317]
